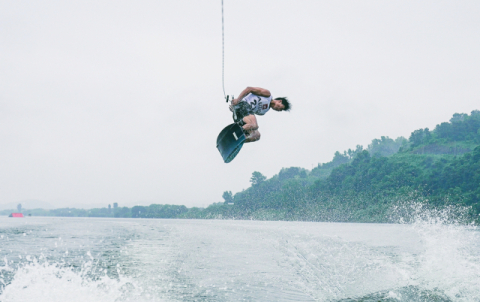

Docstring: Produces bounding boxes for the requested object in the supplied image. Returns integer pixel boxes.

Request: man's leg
[241,115,260,143]
[245,130,260,143]
[241,115,258,132]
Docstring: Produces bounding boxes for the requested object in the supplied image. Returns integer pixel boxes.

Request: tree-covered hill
[206,110,480,222]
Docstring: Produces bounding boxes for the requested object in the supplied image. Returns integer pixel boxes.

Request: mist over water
[0,202,479,301]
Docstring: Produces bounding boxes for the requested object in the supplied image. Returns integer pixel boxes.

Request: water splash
[389,200,480,302]
[0,259,153,302]
[389,198,475,225]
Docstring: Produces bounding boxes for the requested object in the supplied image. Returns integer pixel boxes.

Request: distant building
[9,213,24,218]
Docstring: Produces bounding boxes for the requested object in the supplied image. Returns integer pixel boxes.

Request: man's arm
[232,87,271,105]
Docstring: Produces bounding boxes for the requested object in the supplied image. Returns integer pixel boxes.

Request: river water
[0,214,479,301]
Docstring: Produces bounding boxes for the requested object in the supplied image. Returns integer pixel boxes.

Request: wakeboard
[216,123,246,163]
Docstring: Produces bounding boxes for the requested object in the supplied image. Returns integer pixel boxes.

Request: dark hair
[274,97,291,111]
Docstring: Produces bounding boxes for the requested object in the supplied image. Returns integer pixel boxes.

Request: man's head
[271,97,291,112]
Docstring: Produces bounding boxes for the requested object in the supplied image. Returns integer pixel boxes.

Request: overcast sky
[1,0,480,209]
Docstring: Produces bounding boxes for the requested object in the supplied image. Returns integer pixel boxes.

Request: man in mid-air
[230,87,291,143]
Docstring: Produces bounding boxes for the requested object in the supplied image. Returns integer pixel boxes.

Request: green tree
[222,191,234,204]
[368,136,407,157]
[250,171,266,186]
[114,206,131,218]
[278,167,308,180]
[131,206,147,218]
[409,128,431,147]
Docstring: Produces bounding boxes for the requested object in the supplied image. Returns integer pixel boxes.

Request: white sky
[1,0,479,209]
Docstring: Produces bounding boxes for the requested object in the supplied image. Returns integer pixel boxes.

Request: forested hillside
[197,110,480,222]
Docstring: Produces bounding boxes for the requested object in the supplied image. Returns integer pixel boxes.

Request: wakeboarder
[230,87,291,143]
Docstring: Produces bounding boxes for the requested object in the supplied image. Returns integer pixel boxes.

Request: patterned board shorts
[233,102,252,126]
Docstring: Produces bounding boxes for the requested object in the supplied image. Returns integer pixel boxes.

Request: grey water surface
[0,217,479,301]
